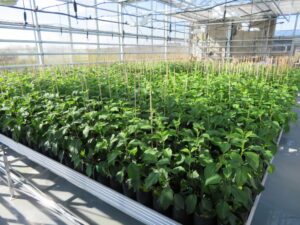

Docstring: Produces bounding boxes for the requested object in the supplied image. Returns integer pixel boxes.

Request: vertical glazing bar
[265,18,271,58]
[66,3,74,63]
[94,0,100,62]
[164,4,168,61]
[31,0,44,65]
[188,23,192,59]
[28,0,40,65]
[290,13,299,56]
[136,6,138,46]
[118,3,124,62]
[151,0,154,54]
[226,22,232,58]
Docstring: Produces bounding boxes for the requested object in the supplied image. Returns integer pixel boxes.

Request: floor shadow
[1,150,144,225]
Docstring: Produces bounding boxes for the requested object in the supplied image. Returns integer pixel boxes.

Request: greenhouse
[0,0,300,225]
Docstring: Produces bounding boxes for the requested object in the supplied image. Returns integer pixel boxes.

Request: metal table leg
[1,147,15,198]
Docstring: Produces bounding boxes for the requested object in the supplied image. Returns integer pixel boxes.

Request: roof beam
[270,0,289,21]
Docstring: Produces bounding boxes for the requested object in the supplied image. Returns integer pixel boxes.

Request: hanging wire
[40,2,68,11]
[0,2,191,35]
[0,3,189,33]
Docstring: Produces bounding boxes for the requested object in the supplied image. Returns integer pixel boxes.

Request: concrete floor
[0,151,143,225]
[251,95,300,225]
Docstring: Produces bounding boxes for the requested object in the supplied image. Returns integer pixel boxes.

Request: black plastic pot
[62,156,73,168]
[96,174,110,186]
[193,213,217,225]
[109,178,123,193]
[240,212,249,224]
[152,196,172,217]
[172,207,193,225]
[136,190,152,207]
[122,183,136,200]
[74,164,86,175]
[41,148,50,157]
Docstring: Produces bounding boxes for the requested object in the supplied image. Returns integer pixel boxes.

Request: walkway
[251,94,300,225]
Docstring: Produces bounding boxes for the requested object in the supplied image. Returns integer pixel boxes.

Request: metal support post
[118,3,124,62]
[188,23,192,59]
[290,13,299,56]
[66,3,74,63]
[151,0,154,53]
[28,0,40,66]
[265,18,271,57]
[164,4,168,61]
[94,0,101,62]
[0,147,15,198]
[30,0,44,65]
[136,7,138,46]
[226,22,232,59]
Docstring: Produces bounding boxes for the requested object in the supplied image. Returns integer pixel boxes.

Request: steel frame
[0,0,190,67]
[0,0,300,68]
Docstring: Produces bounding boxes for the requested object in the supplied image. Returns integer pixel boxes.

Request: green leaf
[180,148,190,154]
[68,139,82,154]
[189,170,199,179]
[95,140,108,151]
[218,142,231,153]
[268,164,275,174]
[216,200,230,219]
[174,194,184,210]
[156,158,170,166]
[200,197,213,213]
[83,125,91,138]
[175,154,185,165]
[245,131,257,138]
[204,163,217,179]
[128,147,138,156]
[264,150,273,160]
[231,187,251,208]
[244,152,259,170]
[139,123,152,130]
[223,167,232,179]
[142,148,159,164]
[107,151,120,165]
[205,174,221,186]
[199,151,213,165]
[86,165,93,177]
[158,187,173,210]
[171,166,185,174]
[235,168,248,186]
[185,194,197,214]
[116,168,125,183]
[228,213,238,225]
[144,171,159,190]
[230,152,243,168]
[163,148,172,158]
[127,163,140,180]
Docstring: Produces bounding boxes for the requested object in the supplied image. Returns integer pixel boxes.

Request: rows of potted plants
[0,62,299,225]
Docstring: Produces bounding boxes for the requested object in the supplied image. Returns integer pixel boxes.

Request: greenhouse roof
[44,0,300,24]
[156,0,300,23]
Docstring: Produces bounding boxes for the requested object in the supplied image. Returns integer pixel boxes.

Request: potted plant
[152,186,173,217]
[193,197,217,225]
